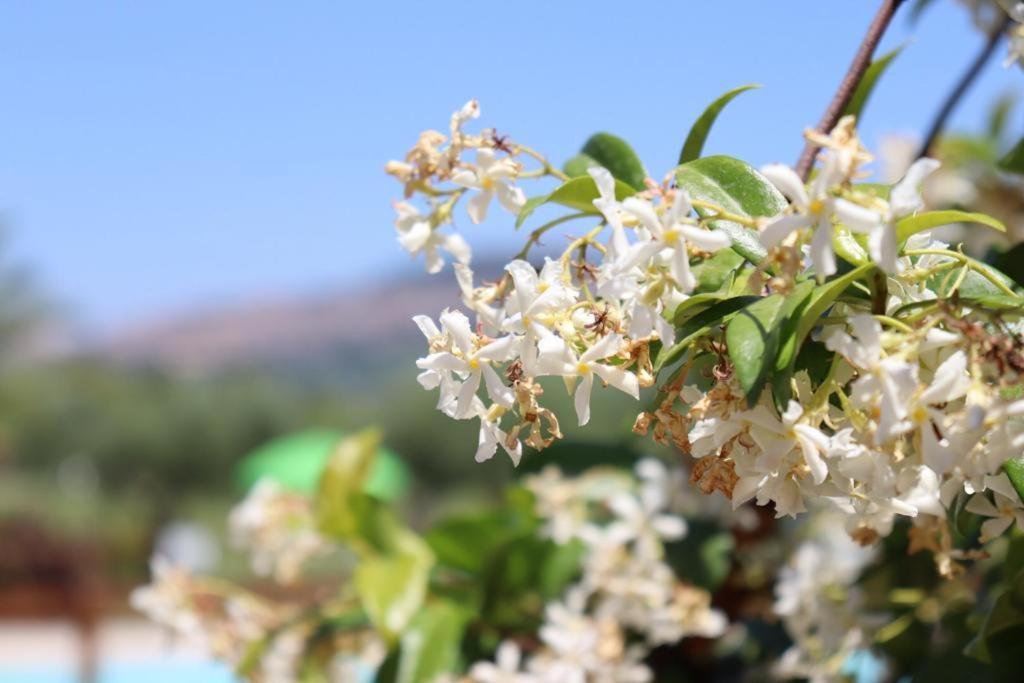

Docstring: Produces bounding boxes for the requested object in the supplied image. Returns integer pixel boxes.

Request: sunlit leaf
[896,210,1005,242]
[678,84,760,164]
[844,45,905,121]
[675,156,786,264]
[580,132,648,190]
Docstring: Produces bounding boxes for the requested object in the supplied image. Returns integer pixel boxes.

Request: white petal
[466,189,493,224]
[809,214,836,278]
[761,164,810,208]
[574,373,594,425]
[591,362,640,399]
[890,157,940,217]
[679,225,731,252]
[759,214,812,249]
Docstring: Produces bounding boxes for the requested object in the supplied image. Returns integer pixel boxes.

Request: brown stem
[795,0,906,181]
[916,15,1012,159]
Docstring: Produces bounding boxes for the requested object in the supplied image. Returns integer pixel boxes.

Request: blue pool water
[1,660,238,683]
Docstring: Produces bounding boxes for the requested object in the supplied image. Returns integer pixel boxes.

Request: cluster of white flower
[395,101,1024,574]
[466,459,728,683]
[228,477,331,584]
[772,514,882,682]
[130,557,291,676]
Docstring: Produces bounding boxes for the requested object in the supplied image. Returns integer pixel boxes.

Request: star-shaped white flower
[393,201,471,274]
[537,333,639,426]
[452,148,526,224]
[415,309,516,419]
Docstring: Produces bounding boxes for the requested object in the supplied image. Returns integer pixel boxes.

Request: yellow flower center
[469,358,480,370]
[577,362,590,374]
[537,281,549,293]
[808,199,825,215]
[663,228,681,244]
[481,176,495,190]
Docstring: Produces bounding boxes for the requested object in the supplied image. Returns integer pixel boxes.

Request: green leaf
[354,535,434,640]
[580,132,647,190]
[691,249,747,293]
[538,539,586,601]
[1003,458,1024,505]
[999,136,1024,174]
[925,256,1019,299]
[426,509,535,575]
[544,175,637,214]
[794,263,877,348]
[726,294,790,406]
[654,295,761,373]
[678,84,760,164]
[844,45,904,121]
[515,195,548,229]
[675,156,787,264]
[768,281,816,408]
[664,520,735,591]
[562,153,599,178]
[896,210,1005,242]
[315,428,382,542]
[390,601,469,683]
[833,226,870,266]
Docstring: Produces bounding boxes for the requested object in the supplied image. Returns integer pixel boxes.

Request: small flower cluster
[465,459,727,683]
[772,514,882,681]
[229,478,331,584]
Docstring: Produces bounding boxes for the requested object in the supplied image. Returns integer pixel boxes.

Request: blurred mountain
[78,263,509,388]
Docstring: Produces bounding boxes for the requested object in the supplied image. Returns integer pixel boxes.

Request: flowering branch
[795,0,906,180]
[917,15,1013,159]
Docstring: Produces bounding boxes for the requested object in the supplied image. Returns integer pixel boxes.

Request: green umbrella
[235,429,410,501]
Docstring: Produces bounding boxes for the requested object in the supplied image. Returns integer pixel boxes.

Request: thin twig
[916,15,1012,159]
[795,0,906,180]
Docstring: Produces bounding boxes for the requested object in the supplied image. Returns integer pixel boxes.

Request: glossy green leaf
[426,509,535,575]
[562,153,599,178]
[544,175,637,214]
[1004,458,1024,505]
[844,45,904,121]
[726,294,790,406]
[678,84,760,164]
[354,535,434,640]
[315,428,382,542]
[833,226,870,266]
[389,601,469,683]
[515,195,548,229]
[896,210,1005,242]
[654,295,760,373]
[794,263,877,347]
[925,256,1019,299]
[580,132,647,190]
[768,281,816,408]
[538,539,586,601]
[675,156,786,264]
[999,136,1024,174]
[692,248,746,293]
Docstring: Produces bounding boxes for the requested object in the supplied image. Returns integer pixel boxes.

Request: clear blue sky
[0,1,1020,327]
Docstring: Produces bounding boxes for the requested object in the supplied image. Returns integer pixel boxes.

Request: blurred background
[0,1,1021,681]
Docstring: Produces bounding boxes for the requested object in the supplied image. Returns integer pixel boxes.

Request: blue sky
[0,1,1020,327]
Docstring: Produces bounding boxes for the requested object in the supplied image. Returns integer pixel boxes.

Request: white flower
[965,474,1024,542]
[760,163,883,278]
[452,148,526,223]
[503,259,579,373]
[469,641,534,683]
[616,193,731,293]
[588,167,630,261]
[416,309,517,420]
[131,556,203,640]
[393,201,471,274]
[475,402,523,466]
[824,315,918,443]
[537,333,639,425]
[742,402,830,485]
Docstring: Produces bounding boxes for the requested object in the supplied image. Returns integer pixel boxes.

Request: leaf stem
[514,212,589,260]
[917,16,1012,159]
[795,0,906,181]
